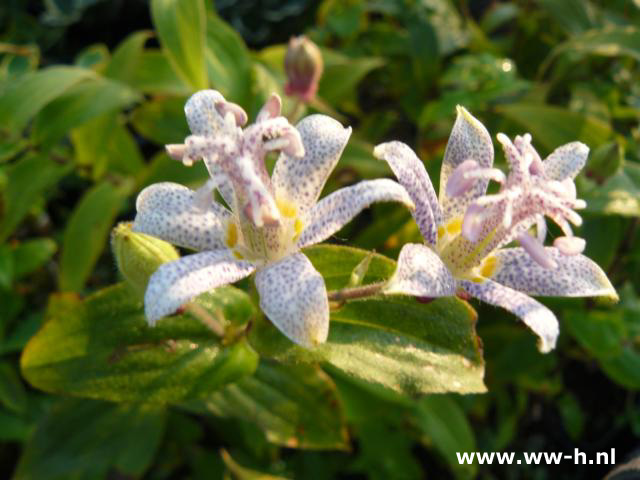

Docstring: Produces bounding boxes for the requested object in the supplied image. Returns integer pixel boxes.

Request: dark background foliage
[1,0,639,479]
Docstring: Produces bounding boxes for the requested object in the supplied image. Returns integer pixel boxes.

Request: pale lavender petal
[133,182,231,251]
[518,232,557,269]
[461,203,487,243]
[384,244,456,297]
[373,141,441,245]
[490,247,618,300]
[439,106,494,222]
[184,90,245,135]
[272,114,351,218]
[297,179,414,248]
[255,253,329,347]
[256,93,282,123]
[145,250,255,324]
[460,279,559,353]
[553,236,585,255]
[216,101,248,127]
[543,141,588,181]
[446,159,480,197]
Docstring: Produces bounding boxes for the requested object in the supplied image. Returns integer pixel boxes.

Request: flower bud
[284,36,323,102]
[111,222,180,296]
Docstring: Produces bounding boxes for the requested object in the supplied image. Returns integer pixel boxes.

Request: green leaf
[581,163,640,217]
[220,449,292,480]
[319,49,384,105]
[205,12,252,105]
[199,361,349,449]
[0,66,93,132]
[552,25,640,63]
[70,113,145,179]
[106,31,190,95]
[0,154,71,242]
[131,96,190,145]
[415,395,476,477]
[151,0,208,90]
[21,283,258,402]
[128,51,191,95]
[249,245,485,396]
[12,238,57,280]
[0,243,13,288]
[14,398,166,479]
[59,180,130,292]
[105,31,154,83]
[31,76,141,146]
[535,0,596,34]
[496,103,612,153]
[0,362,27,413]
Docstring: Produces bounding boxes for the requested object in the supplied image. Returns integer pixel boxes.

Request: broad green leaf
[497,103,612,153]
[131,96,190,145]
[535,0,596,34]
[0,66,93,132]
[105,31,154,83]
[127,51,190,95]
[220,449,291,480]
[205,12,252,105]
[71,113,145,179]
[0,362,27,413]
[581,163,640,217]
[319,49,384,105]
[200,361,349,449]
[106,31,190,95]
[59,180,130,292]
[0,137,28,163]
[0,409,30,442]
[74,43,110,71]
[415,395,476,477]
[250,245,485,395]
[0,243,13,288]
[141,151,210,189]
[32,76,140,146]
[21,284,258,402]
[0,154,71,242]
[151,0,208,90]
[0,313,42,355]
[12,238,57,279]
[551,25,640,63]
[14,398,166,480]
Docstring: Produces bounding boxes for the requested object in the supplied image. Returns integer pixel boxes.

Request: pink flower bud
[284,36,324,102]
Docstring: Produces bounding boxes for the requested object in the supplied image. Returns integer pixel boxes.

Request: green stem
[327,281,387,302]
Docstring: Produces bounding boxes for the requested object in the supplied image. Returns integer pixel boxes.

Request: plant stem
[327,281,387,302]
[184,302,225,337]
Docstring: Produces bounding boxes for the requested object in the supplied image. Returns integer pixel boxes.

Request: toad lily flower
[133,90,413,347]
[374,106,617,353]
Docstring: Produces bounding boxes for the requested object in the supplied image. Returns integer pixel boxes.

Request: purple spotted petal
[297,179,414,248]
[460,279,558,353]
[184,89,245,135]
[490,247,618,300]
[439,106,494,222]
[255,253,329,347]
[133,182,231,251]
[272,114,351,218]
[373,141,442,245]
[384,244,456,297]
[543,142,589,181]
[145,250,255,324]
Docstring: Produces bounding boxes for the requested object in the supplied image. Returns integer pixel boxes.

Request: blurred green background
[1,0,639,478]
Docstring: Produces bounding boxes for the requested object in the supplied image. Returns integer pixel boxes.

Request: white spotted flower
[374,106,617,353]
[133,90,413,347]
